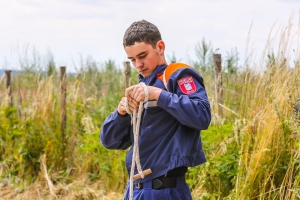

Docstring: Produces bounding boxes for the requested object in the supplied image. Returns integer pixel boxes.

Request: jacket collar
[138,64,167,85]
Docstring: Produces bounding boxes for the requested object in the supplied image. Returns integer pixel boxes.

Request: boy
[100,20,211,200]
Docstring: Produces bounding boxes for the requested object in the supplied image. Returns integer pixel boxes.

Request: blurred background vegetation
[0,21,300,200]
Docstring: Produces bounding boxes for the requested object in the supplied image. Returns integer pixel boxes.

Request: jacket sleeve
[100,110,132,150]
[157,67,211,130]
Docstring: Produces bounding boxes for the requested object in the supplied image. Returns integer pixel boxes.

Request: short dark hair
[123,20,162,48]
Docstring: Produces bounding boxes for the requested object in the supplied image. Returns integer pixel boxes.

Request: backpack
[158,62,192,91]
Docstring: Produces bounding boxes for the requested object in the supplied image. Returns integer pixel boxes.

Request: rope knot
[125,82,149,115]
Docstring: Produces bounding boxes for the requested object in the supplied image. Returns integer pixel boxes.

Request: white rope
[126,82,148,200]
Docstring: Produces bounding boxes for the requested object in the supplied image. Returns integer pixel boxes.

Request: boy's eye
[138,54,146,59]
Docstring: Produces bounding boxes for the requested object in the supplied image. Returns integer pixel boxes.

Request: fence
[3,55,224,134]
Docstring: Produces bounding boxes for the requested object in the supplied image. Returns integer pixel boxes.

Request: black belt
[135,176,185,190]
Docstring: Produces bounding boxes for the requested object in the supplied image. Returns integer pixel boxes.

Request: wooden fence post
[124,61,131,88]
[60,67,67,152]
[213,54,223,116]
[5,70,13,107]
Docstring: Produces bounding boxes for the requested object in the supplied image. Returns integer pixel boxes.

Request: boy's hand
[125,85,162,103]
[117,97,139,115]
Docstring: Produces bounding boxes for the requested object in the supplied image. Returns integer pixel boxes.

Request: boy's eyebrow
[127,51,147,59]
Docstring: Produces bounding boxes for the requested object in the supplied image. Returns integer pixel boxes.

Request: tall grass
[191,17,300,199]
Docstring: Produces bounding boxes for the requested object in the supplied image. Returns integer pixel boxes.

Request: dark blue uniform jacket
[100,64,211,184]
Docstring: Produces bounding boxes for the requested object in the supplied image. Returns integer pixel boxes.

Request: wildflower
[81,115,96,134]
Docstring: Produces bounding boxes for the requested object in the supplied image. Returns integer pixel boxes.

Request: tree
[225,47,239,74]
[193,38,213,72]
[167,51,182,63]
[46,50,56,77]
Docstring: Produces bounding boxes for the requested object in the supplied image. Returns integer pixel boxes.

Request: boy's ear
[156,40,165,54]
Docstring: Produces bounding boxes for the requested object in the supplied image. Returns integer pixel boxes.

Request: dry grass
[1,154,123,200]
[0,181,123,200]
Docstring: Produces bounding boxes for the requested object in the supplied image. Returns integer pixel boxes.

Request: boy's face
[125,41,165,78]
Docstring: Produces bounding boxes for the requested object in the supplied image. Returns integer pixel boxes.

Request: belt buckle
[152,179,164,190]
[135,182,143,189]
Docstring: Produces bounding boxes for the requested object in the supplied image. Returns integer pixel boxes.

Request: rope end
[133,168,152,181]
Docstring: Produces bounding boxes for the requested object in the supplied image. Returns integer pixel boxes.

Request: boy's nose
[135,59,144,68]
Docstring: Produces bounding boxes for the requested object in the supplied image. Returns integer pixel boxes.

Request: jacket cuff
[114,110,131,124]
[157,90,171,109]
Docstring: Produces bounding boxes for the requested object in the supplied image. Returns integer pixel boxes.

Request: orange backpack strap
[158,63,192,91]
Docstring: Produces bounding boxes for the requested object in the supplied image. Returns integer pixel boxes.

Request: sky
[0,0,299,72]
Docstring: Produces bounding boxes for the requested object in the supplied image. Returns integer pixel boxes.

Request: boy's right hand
[117,97,139,116]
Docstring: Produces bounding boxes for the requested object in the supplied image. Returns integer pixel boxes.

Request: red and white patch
[177,76,197,94]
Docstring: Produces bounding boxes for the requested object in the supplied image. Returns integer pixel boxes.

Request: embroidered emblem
[177,76,197,94]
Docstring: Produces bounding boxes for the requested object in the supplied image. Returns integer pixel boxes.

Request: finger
[129,99,138,109]
[121,98,127,107]
[125,86,135,99]
[117,97,127,115]
[130,85,139,100]
[134,86,146,102]
[130,85,144,102]
[128,101,137,112]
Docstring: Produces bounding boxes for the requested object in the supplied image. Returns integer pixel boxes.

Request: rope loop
[125,98,132,115]
[139,82,149,103]
[126,82,149,200]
